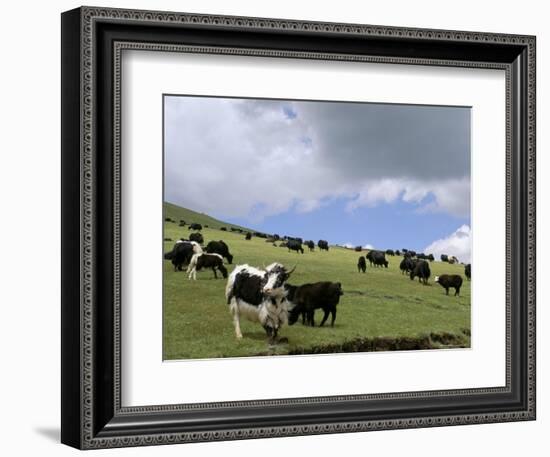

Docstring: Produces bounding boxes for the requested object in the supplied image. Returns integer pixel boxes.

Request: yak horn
[287,265,297,276]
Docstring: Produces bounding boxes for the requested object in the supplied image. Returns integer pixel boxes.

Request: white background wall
[0,0,546,455]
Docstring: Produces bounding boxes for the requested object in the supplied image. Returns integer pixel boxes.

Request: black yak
[205,240,233,264]
[435,274,463,296]
[400,256,416,275]
[367,250,388,268]
[410,260,430,285]
[189,232,204,244]
[357,256,366,273]
[286,281,344,327]
[318,240,329,251]
[287,239,304,254]
[465,264,471,280]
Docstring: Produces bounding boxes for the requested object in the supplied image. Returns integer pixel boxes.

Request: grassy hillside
[164,201,252,232]
[163,203,471,360]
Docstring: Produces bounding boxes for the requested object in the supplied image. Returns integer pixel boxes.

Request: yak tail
[225,271,236,304]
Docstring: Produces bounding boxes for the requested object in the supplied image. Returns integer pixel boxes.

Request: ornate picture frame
[61,6,536,449]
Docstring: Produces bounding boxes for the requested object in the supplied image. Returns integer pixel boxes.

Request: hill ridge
[163,201,254,233]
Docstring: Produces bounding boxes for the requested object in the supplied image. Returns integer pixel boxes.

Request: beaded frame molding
[61,6,536,450]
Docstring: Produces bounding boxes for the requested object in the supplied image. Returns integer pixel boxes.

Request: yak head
[262,263,295,297]
[284,284,302,325]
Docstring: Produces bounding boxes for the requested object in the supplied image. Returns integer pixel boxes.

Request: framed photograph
[61,6,536,449]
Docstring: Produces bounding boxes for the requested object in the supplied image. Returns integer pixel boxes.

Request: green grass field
[163,202,471,360]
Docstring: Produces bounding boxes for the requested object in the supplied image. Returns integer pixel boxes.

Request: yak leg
[212,267,218,279]
[455,286,460,296]
[319,309,330,327]
[307,310,315,327]
[446,288,449,295]
[231,300,243,339]
[264,325,275,344]
[331,308,337,327]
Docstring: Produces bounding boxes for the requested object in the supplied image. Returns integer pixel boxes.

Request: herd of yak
[164,219,471,344]
[356,248,471,297]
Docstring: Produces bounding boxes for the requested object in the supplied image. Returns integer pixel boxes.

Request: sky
[164,96,472,262]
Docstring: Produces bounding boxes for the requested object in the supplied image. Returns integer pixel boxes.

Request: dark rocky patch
[283,332,468,355]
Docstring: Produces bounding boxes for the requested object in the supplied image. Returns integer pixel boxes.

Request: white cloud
[424,225,471,264]
[345,177,470,217]
[415,178,471,218]
[340,242,374,250]
[165,97,471,221]
[345,179,405,210]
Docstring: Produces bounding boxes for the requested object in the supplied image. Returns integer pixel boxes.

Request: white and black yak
[225,263,295,343]
[164,240,202,271]
[187,252,228,280]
